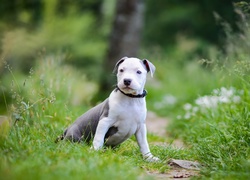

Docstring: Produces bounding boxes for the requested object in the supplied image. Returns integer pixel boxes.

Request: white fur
[117,58,147,95]
[93,58,159,162]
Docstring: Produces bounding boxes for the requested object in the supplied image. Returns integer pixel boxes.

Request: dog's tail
[54,130,67,143]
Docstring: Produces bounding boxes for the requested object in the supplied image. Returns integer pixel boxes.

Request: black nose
[124,79,132,86]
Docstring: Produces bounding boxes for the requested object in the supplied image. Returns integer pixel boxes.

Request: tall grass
[0,55,194,180]
[1,9,250,180]
[170,87,250,179]
[1,56,97,125]
[164,17,250,179]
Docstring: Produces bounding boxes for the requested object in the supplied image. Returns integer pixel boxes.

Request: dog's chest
[108,94,146,135]
[104,98,146,146]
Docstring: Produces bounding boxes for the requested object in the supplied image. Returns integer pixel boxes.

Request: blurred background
[0,0,249,115]
[1,1,250,179]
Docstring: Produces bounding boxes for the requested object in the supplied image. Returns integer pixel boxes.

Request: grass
[1,126,147,180]
[1,53,250,179]
[162,25,250,179]
[1,20,250,179]
[169,91,250,179]
[1,55,250,180]
[0,56,194,180]
[0,115,190,180]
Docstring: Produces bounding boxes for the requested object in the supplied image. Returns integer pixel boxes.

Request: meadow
[1,21,250,180]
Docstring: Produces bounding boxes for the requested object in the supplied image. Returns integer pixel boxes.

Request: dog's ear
[113,56,128,73]
[143,59,155,77]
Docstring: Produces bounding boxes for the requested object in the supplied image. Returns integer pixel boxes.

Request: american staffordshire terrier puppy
[56,57,159,162]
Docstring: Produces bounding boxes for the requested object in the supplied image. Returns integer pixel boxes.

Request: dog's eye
[119,69,124,73]
[137,70,142,74]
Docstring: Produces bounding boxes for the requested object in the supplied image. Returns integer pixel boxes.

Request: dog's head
[113,57,155,95]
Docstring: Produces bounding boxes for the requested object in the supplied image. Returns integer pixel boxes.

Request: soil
[146,112,184,148]
[145,112,200,179]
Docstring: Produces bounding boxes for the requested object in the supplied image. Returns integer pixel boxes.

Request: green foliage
[0,0,106,78]
[161,17,250,179]
[0,55,191,180]
[144,0,240,49]
[168,88,250,179]
[235,1,250,15]
[0,126,147,180]
[1,1,250,179]
[1,56,97,126]
[143,52,239,118]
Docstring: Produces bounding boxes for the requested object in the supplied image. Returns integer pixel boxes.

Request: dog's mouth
[122,84,134,90]
[120,86,138,95]
[123,86,132,90]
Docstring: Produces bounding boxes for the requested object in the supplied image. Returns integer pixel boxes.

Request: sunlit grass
[0,55,191,180]
[1,50,250,179]
[161,24,250,179]
[1,17,250,179]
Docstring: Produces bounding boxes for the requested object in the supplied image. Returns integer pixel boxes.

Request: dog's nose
[124,79,132,86]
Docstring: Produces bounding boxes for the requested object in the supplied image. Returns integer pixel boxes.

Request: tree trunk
[97,0,145,100]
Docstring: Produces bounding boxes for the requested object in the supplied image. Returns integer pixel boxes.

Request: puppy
[56,57,159,162]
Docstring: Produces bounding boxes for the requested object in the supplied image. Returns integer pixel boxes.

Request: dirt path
[146,111,184,148]
[146,111,169,137]
[145,112,199,179]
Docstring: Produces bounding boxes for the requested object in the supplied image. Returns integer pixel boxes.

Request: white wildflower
[154,94,177,109]
[178,86,242,120]
[232,95,241,103]
[154,102,165,109]
[183,103,192,111]
[218,96,230,103]
[213,89,220,95]
[192,106,199,113]
[220,87,234,97]
[177,115,182,119]
[163,94,177,105]
[195,95,219,108]
[184,113,191,120]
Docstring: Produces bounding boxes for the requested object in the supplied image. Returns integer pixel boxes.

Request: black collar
[115,86,147,98]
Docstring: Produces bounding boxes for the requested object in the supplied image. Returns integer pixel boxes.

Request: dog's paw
[143,152,160,162]
[92,145,102,151]
[93,139,104,150]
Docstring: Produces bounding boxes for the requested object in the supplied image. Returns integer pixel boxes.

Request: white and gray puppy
[56,57,159,162]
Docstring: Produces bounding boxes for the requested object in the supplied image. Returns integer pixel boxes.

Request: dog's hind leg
[55,125,83,143]
[64,125,83,142]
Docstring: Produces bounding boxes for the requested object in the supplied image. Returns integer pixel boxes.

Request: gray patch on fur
[62,98,111,143]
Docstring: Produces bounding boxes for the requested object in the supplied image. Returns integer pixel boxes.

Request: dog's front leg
[93,117,112,150]
[135,123,160,162]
